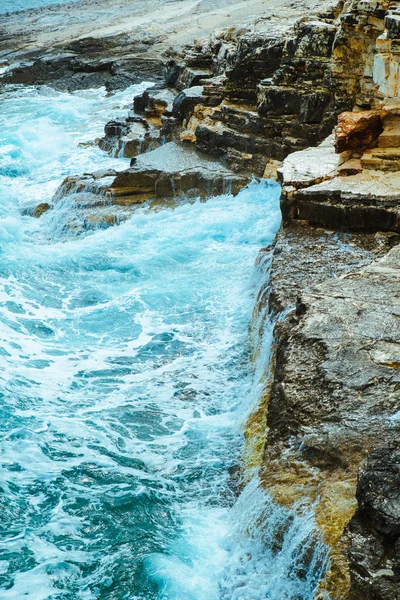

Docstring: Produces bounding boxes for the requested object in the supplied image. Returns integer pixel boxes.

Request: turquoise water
[0,0,80,14]
[0,84,328,599]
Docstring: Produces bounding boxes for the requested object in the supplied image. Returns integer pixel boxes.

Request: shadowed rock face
[347,441,400,599]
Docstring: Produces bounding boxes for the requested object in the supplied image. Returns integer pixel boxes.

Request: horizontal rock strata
[19,0,400,596]
[45,142,249,229]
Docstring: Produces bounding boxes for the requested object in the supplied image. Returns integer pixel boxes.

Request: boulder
[32,202,51,218]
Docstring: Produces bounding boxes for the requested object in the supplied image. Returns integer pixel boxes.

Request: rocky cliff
[8,0,400,597]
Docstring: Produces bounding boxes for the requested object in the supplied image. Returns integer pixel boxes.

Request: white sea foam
[0,83,328,598]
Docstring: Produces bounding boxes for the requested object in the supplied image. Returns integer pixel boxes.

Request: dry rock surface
[0,0,333,90]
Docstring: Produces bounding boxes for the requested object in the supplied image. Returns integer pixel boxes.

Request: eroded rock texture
[346,441,400,599]
[159,0,392,177]
[22,0,400,596]
[259,227,400,597]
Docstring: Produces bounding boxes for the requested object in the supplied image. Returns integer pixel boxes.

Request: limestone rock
[133,85,175,119]
[335,111,385,153]
[290,171,400,233]
[385,8,400,39]
[110,142,248,202]
[378,114,400,148]
[98,118,162,159]
[279,135,350,188]
[361,147,400,171]
[56,142,249,209]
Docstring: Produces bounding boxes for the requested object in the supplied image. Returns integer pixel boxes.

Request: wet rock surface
[261,225,400,597]
[46,142,249,226]
[12,0,400,597]
[346,440,400,599]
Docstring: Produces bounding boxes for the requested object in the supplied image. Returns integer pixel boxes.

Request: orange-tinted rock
[335,110,386,153]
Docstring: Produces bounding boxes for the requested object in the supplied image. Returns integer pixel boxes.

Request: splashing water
[0,84,329,599]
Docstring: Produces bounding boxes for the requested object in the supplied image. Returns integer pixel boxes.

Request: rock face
[20,0,400,596]
[257,228,400,597]
[277,3,400,236]
[260,3,400,590]
[158,0,391,176]
[346,440,400,599]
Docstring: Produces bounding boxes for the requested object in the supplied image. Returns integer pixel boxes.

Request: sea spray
[0,82,328,599]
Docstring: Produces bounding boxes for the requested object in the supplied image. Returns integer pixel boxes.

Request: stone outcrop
[98,85,176,159]
[109,142,247,203]
[22,0,400,597]
[254,226,400,598]
[40,142,249,229]
[0,0,330,91]
[155,0,392,177]
[283,161,400,232]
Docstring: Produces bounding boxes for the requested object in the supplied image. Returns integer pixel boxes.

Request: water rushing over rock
[0,83,332,598]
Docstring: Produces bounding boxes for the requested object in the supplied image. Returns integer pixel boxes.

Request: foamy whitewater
[0,84,329,599]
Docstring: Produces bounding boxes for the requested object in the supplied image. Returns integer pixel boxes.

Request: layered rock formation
[49,142,248,231]
[13,0,400,596]
[149,1,400,596]
[0,0,325,90]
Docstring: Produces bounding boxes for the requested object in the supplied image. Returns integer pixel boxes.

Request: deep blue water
[0,0,80,15]
[0,83,329,599]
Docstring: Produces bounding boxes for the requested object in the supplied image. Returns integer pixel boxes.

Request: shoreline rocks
[254,226,400,597]
[38,142,250,229]
[20,0,400,597]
